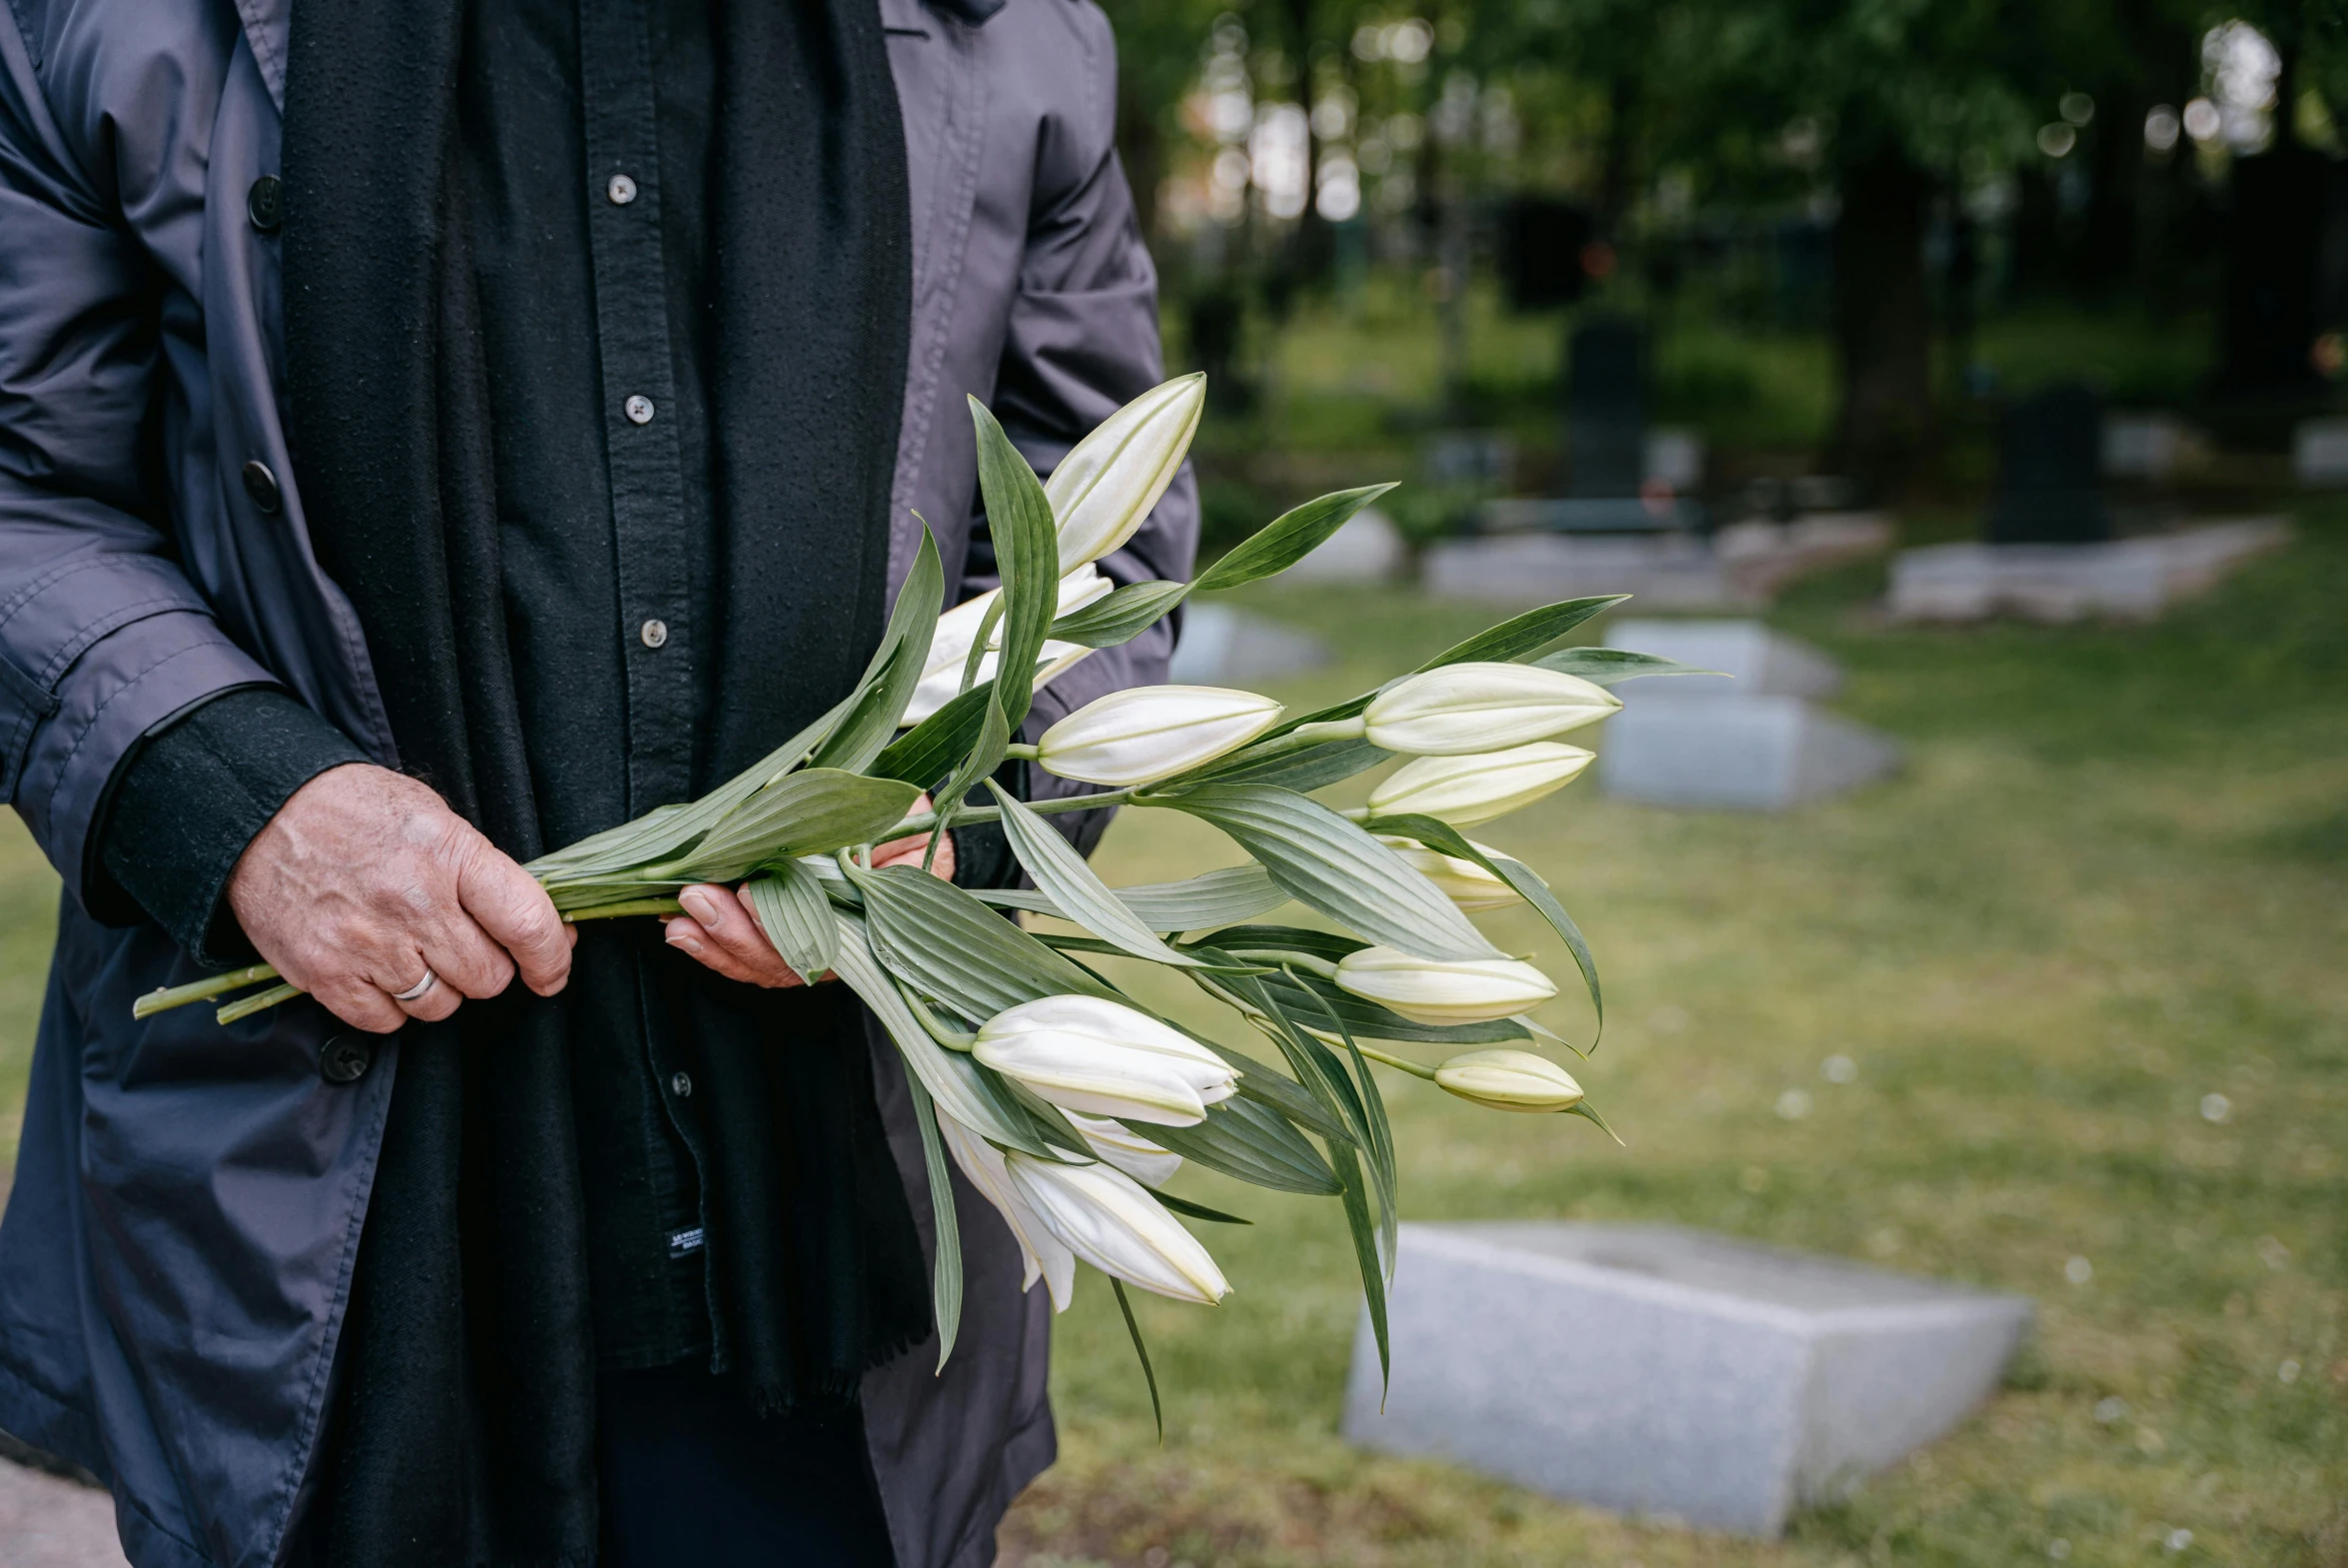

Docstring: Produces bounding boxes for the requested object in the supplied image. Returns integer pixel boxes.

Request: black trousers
[597,1367,897,1567]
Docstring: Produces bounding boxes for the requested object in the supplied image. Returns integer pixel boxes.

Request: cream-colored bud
[1366,743,1593,826]
[1005,1151,1230,1305]
[973,995,1238,1126]
[936,1113,1077,1309]
[1361,663,1619,756]
[1333,946,1558,1026]
[901,568,1111,726]
[1063,1111,1184,1188]
[1047,374,1206,571]
[1036,685,1284,786]
[1432,1049,1585,1112]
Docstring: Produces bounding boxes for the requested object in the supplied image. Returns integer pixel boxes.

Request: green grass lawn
[1,514,2342,1566]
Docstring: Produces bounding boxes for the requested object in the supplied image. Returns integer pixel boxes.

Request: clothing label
[668,1227,706,1258]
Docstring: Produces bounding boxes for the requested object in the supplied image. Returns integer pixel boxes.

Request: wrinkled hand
[666,793,954,989]
[227,763,576,1033]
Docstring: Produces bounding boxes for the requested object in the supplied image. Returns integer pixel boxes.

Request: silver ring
[390,967,440,1003]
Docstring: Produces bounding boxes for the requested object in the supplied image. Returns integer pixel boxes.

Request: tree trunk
[1830,148,1935,491]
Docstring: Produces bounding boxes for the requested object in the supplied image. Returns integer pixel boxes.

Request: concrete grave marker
[1341,1223,2032,1537]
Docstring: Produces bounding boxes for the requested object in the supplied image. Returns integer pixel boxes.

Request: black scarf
[280,1,926,1561]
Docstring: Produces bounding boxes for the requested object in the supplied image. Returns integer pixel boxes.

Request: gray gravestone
[1341,1223,2032,1537]
[1986,383,2110,544]
[1567,318,1645,500]
[1166,603,1330,685]
[1888,519,2289,623]
[1593,620,1899,809]
[1277,508,1406,585]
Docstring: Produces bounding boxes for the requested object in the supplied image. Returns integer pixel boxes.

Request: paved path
[0,1458,130,1567]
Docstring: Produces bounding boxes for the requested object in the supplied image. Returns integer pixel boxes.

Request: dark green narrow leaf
[1048,580,1193,649]
[1184,737,1391,792]
[1569,1098,1626,1145]
[968,398,1060,727]
[1532,647,1716,687]
[871,682,997,787]
[1331,1138,1389,1402]
[1192,484,1398,593]
[986,782,1208,967]
[958,594,1008,699]
[855,862,1120,1018]
[1149,1191,1253,1225]
[810,525,945,774]
[1411,596,1629,671]
[902,1069,964,1370]
[1140,1096,1342,1194]
[1286,968,1399,1277]
[1112,1278,1165,1443]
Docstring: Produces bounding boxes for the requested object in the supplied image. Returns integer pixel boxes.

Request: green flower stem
[1350,1042,1438,1080]
[564,897,685,920]
[134,961,282,1019]
[1198,717,1368,776]
[1002,743,1040,761]
[893,978,978,1051]
[216,982,302,1025]
[882,784,1139,841]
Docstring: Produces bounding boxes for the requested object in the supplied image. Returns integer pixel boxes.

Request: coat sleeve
[983,0,1198,845]
[0,21,285,909]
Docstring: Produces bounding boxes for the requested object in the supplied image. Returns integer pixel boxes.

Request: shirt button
[242,460,282,514]
[670,1071,693,1098]
[639,619,669,649]
[320,1033,374,1085]
[247,174,283,233]
[624,394,655,425]
[607,172,639,206]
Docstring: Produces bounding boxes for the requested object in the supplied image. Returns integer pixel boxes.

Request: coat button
[247,175,283,233]
[607,172,639,206]
[242,460,282,514]
[671,1071,693,1097]
[639,619,669,649]
[623,394,656,425]
[320,1033,374,1084]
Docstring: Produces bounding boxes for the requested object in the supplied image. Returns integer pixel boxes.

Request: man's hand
[665,793,955,989]
[227,763,576,1033]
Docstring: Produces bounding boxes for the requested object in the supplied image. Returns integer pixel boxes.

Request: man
[0,0,1195,1563]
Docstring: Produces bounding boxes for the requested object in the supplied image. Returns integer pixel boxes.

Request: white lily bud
[936,1113,1077,1310]
[1035,685,1284,786]
[973,995,1238,1126]
[1361,663,1619,756]
[1333,946,1558,1026]
[1004,1150,1231,1304]
[1063,1111,1184,1188]
[1374,835,1521,911]
[1047,374,1206,571]
[901,568,1112,726]
[1432,1049,1586,1113]
[1366,743,1594,826]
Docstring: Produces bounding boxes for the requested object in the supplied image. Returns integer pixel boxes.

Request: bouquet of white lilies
[138,374,1703,1421]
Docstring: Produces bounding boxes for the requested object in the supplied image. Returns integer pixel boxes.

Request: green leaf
[1148,1191,1252,1225]
[855,863,1120,1021]
[872,683,996,788]
[1149,784,1503,962]
[1139,1096,1342,1195]
[1532,647,1716,688]
[985,782,1210,967]
[1285,969,1398,1276]
[1357,811,1602,1038]
[1412,596,1628,672]
[528,694,859,884]
[809,526,946,774]
[661,771,922,884]
[1569,1097,1627,1145]
[1332,1137,1389,1401]
[973,862,1287,932]
[902,1068,965,1370]
[1112,1278,1165,1443]
[1192,484,1397,593]
[1256,970,1532,1045]
[1193,925,1369,965]
[743,861,838,981]
[831,917,1049,1154]
[1048,580,1192,649]
[1184,737,1391,793]
[969,398,1060,727]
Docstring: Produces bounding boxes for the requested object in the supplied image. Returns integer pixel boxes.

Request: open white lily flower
[1062,1111,1183,1188]
[1365,742,1594,826]
[1362,663,1619,756]
[1333,946,1558,1026]
[1035,685,1284,786]
[1004,1151,1230,1305]
[902,567,1113,726]
[936,1113,1077,1310]
[1374,835,1522,911]
[1433,1049,1585,1112]
[973,995,1238,1126]
[1047,373,1206,571]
